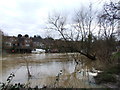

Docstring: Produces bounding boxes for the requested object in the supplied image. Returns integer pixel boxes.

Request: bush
[94,65,120,84]
[94,73,116,84]
[105,65,120,74]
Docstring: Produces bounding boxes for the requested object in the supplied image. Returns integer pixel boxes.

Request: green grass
[112,52,120,59]
[105,65,120,74]
[95,73,116,84]
[94,64,120,84]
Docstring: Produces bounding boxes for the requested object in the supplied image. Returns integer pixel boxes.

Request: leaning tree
[48,4,97,60]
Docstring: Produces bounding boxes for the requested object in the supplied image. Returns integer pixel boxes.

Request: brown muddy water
[0,53,102,88]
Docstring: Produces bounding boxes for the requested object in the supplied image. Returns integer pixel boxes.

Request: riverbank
[94,64,120,88]
[94,52,120,88]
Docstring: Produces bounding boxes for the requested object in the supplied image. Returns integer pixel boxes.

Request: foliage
[105,64,120,74]
[94,73,116,84]
[112,52,120,59]
[94,64,120,84]
[0,83,39,90]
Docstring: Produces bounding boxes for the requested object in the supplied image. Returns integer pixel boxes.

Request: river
[0,53,102,88]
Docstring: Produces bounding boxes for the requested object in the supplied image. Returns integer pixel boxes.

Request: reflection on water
[1,53,101,88]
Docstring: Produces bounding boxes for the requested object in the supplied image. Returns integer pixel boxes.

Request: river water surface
[1,53,102,88]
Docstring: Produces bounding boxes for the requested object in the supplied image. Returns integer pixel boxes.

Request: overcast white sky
[0,0,113,38]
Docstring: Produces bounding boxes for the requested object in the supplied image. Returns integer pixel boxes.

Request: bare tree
[103,1,120,20]
[72,4,97,60]
[94,1,120,64]
[21,54,32,81]
[98,1,120,39]
[48,4,97,60]
[48,12,75,53]
[48,12,67,41]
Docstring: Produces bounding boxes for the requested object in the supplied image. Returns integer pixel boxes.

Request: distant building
[32,37,45,48]
[4,36,17,49]
[3,34,45,53]
[3,35,33,53]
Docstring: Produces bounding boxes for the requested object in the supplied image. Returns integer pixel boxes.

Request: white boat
[31,49,45,54]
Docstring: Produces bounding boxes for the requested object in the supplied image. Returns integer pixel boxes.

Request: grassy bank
[94,52,120,88]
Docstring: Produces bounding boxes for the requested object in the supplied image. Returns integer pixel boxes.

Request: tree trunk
[79,51,96,60]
